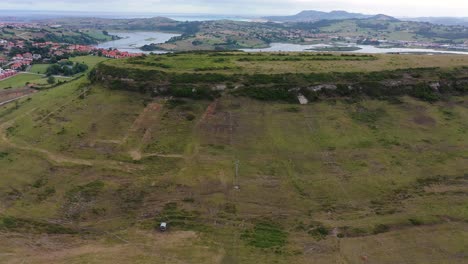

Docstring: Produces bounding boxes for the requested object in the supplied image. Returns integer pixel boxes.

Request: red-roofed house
[12,54,23,60]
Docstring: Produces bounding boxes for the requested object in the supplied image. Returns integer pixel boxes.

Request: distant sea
[0,10,256,22]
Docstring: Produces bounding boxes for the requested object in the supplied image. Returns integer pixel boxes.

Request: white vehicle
[159,222,167,232]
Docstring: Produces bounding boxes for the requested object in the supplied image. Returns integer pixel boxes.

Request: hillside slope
[0,53,468,263]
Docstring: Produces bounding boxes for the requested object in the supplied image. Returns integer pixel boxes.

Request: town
[0,22,142,81]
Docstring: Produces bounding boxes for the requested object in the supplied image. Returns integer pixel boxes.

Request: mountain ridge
[263,10,374,22]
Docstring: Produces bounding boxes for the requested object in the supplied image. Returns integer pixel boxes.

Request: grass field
[0,66,467,263]
[105,52,468,74]
[0,56,107,91]
[29,64,51,74]
[0,73,79,91]
[30,56,106,73]
[0,73,46,89]
[70,55,109,69]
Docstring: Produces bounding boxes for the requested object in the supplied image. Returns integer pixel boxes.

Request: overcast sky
[1,0,467,17]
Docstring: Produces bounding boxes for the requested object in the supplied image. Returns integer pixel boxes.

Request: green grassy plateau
[103,52,468,74]
[0,52,467,263]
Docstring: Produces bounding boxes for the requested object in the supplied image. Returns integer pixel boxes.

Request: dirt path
[0,108,91,166]
[0,93,35,107]
[0,88,38,106]
[0,90,140,171]
[123,102,185,161]
[0,119,142,171]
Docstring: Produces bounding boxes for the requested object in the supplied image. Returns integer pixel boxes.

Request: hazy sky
[1,0,467,17]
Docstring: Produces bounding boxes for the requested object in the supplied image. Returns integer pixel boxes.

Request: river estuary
[97,32,468,55]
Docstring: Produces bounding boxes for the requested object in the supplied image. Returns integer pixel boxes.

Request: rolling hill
[263,10,374,22]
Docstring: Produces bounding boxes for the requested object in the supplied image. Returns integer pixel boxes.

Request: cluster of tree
[140,44,164,51]
[234,85,296,102]
[356,21,389,30]
[1,28,14,35]
[33,32,100,45]
[46,61,88,76]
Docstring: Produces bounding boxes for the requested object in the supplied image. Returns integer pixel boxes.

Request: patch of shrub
[350,106,386,124]
[6,126,17,136]
[241,221,287,249]
[67,180,105,202]
[223,203,237,214]
[355,140,373,148]
[307,224,329,240]
[182,197,195,203]
[0,152,9,159]
[32,177,48,188]
[378,137,401,147]
[170,85,219,100]
[411,84,440,102]
[235,86,295,102]
[156,202,202,231]
[166,99,187,109]
[337,226,368,237]
[383,96,404,104]
[440,109,456,120]
[0,216,17,228]
[185,113,196,121]
[408,218,423,226]
[37,187,56,201]
[0,215,76,234]
[373,224,390,234]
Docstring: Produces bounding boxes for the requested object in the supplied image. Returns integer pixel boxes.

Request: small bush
[408,218,423,226]
[308,225,329,240]
[32,177,48,188]
[37,187,56,201]
[373,224,390,234]
[185,113,196,121]
[1,216,17,228]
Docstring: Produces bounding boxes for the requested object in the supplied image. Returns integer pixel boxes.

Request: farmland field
[0,73,45,89]
[0,52,467,263]
[29,64,51,74]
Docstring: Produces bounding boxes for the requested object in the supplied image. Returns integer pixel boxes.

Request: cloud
[1,0,467,17]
